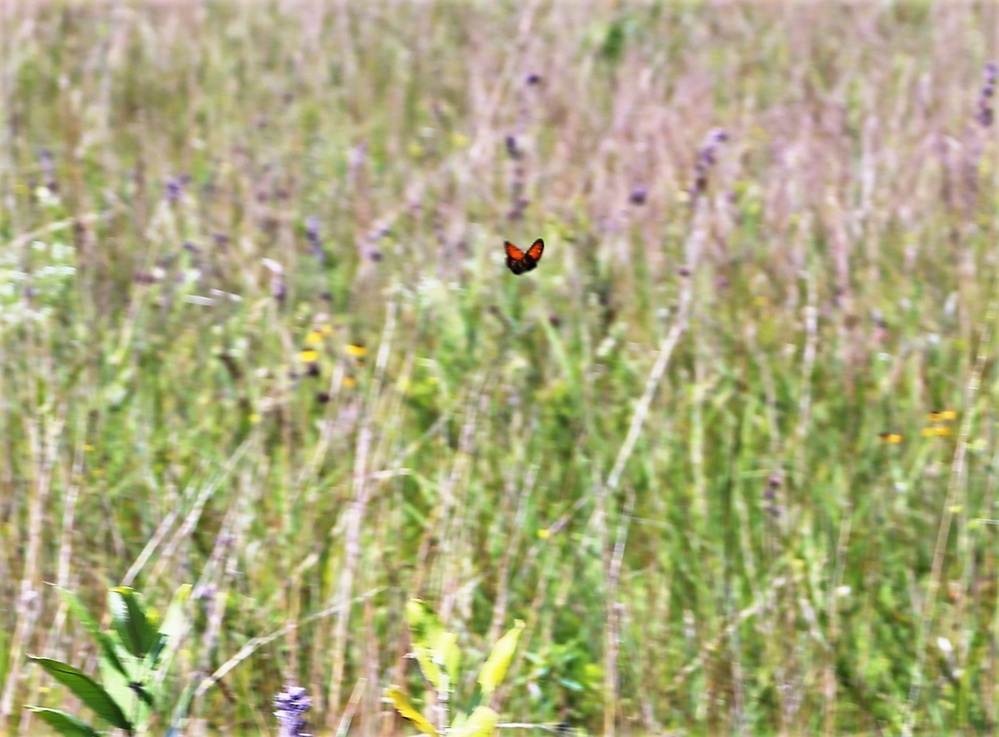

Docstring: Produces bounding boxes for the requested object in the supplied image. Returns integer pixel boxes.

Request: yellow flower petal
[304,330,323,346]
[299,349,319,363]
[345,344,367,358]
[928,409,957,422]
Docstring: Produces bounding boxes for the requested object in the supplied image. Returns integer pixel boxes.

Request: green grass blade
[27,657,132,731]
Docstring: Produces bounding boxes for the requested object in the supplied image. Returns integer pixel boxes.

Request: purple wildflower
[274,684,312,737]
[975,61,996,127]
[763,472,782,518]
[192,583,217,603]
[691,128,728,199]
[165,176,185,204]
[304,216,326,264]
[505,134,522,161]
[38,148,57,192]
[305,216,320,241]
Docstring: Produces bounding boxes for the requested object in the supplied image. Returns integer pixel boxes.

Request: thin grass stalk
[193,586,386,702]
[486,460,537,646]
[902,283,998,735]
[326,298,397,727]
[129,439,252,587]
[792,243,818,488]
[825,499,854,737]
[1,404,64,722]
[603,488,635,737]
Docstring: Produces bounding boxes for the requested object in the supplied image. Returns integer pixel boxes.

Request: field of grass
[1,2,997,735]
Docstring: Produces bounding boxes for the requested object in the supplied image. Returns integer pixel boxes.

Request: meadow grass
[0,2,997,735]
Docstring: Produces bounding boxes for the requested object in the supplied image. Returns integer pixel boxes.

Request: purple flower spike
[976,61,996,127]
[165,176,184,204]
[305,216,320,241]
[304,216,326,264]
[274,684,312,737]
[691,128,728,198]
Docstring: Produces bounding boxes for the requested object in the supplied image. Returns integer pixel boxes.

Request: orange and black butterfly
[504,238,545,275]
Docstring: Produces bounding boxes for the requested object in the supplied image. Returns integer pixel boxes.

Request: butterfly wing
[505,241,530,274]
[504,241,526,261]
[526,238,544,263]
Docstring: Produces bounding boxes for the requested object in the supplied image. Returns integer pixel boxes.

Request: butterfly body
[504,238,545,275]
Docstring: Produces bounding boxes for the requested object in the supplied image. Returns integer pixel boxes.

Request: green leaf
[109,588,157,658]
[451,705,499,737]
[600,19,628,63]
[129,681,156,709]
[98,647,147,725]
[476,620,525,699]
[405,599,461,694]
[56,588,132,682]
[385,685,438,737]
[153,584,191,673]
[26,707,103,737]
[159,584,191,643]
[28,657,132,731]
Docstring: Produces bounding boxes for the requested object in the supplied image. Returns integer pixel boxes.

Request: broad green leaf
[56,588,131,682]
[159,585,191,643]
[451,706,499,737]
[143,633,167,673]
[27,707,103,737]
[97,648,147,726]
[476,620,525,699]
[405,599,460,694]
[150,582,191,681]
[110,588,157,658]
[28,657,132,731]
[385,685,437,737]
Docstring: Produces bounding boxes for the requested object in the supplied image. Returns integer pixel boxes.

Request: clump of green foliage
[387,600,525,737]
[27,587,191,737]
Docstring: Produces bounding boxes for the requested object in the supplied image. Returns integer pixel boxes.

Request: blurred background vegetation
[0,1,997,735]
